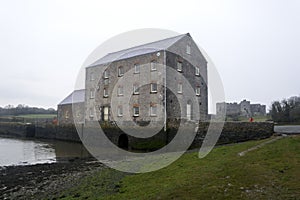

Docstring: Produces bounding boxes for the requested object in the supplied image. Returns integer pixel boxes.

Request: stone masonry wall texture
[0,122,274,150]
[84,34,208,125]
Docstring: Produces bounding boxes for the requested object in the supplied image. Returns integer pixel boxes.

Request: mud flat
[0,158,107,199]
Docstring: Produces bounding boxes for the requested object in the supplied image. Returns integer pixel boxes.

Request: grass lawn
[57,136,300,200]
[0,114,56,119]
[226,115,272,122]
[0,114,56,120]
[15,114,57,119]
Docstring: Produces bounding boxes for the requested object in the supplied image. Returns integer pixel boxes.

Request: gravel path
[238,136,285,157]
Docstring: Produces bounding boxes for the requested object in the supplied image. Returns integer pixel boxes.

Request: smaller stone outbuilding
[57,89,85,125]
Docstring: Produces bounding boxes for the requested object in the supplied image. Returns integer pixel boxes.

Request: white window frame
[89,108,94,118]
[177,61,182,72]
[104,79,109,85]
[150,61,157,71]
[76,111,80,118]
[150,105,157,116]
[150,83,157,93]
[196,87,201,96]
[118,86,123,96]
[104,70,109,79]
[195,67,200,76]
[90,72,94,81]
[90,89,95,99]
[134,64,140,74]
[118,66,124,77]
[186,44,191,55]
[118,106,123,117]
[65,110,69,119]
[177,83,183,94]
[103,106,109,121]
[103,88,108,97]
[133,84,139,95]
[133,107,139,117]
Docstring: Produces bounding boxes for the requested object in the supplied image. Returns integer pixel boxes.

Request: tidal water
[0,137,90,167]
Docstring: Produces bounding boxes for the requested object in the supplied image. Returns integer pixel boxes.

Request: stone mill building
[58,33,208,126]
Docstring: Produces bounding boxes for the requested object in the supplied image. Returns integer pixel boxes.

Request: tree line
[0,104,56,116]
[270,95,300,123]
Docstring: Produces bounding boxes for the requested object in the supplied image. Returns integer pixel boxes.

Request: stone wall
[0,121,274,150]
[80,121,274,150]
[0,122,81,142]
[86,51,166,123]
[35,124,81,142]
[84,34,209,124]
[166,35,208,121]
[0,122,28,137]
[166,51,208,121]
[57,103,85,125]
[191,122,274,148]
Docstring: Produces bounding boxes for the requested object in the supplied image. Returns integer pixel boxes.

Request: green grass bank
[54,135,300,200]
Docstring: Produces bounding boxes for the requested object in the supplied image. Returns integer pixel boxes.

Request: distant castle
[216,100,266,117]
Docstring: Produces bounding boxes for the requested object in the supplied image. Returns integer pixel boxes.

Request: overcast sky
[0,0,299,113]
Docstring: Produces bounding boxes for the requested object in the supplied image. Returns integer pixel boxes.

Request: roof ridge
[105,33,186,56]
[58,90,85,105]
[88,33,189,67]
[74,89,85,92]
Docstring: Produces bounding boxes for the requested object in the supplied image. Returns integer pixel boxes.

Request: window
[104,70,109,79]
[186,45,191,54]
[150,105,157,116]
[196,87,201,96]
[90,72,94,81]
[118,106,123,117]
[195,67,200,76]
[177,61,182,72]
[65,110,69,119]
[90,89,95,99]
[134,64,140,73]
[103,88,108,97]
[133,107,139,116]
[103,106,109,121]
[133,84,139,94]
[177,83,183,94]
[89,108,94,118]
[76,110,81,118]
[118,86,123,96]
[118,66,124,76]
[151,83,157,93]
[187,101,192,120]
[104,79,109,85]
[150,61,157,71]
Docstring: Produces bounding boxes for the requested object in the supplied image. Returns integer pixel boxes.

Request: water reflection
[0,137,90,166]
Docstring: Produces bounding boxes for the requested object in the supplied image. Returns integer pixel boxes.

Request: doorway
[118,134,128,150]
[103,106,109,121]
[187,100,192,120]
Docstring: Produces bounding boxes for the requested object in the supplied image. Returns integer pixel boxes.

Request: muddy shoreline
[0,157,107,199]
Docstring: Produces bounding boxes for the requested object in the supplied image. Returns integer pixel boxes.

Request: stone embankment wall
[0,122,81,142]
[0,122,274,149]
[191,122,274,148]
[0,122,28,137]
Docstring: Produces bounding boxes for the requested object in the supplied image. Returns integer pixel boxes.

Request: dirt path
[238,136,285,157]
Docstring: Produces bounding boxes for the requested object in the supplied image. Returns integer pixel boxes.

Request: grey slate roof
[58,89,85,105]
[89,33,188,67]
